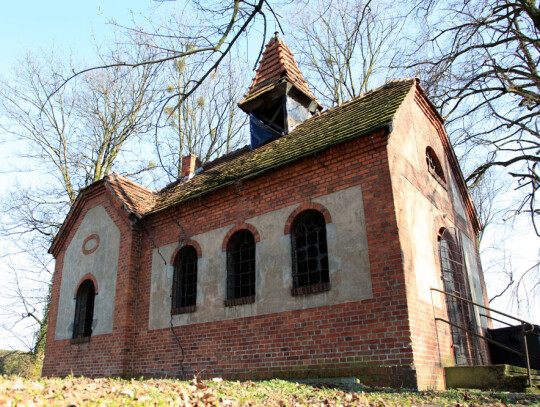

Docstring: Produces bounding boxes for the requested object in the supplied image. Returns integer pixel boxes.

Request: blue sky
[0,1,172,77]
[0,1,173,180]
[0,0,172,350]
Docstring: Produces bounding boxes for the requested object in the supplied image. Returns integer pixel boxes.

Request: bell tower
[238,33,322,149]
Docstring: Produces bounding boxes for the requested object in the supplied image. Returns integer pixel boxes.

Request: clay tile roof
[105,173,156,217]
[148,78,417,215]
[239,35,319,106]
[50,77,480,252]
[50,79,424,256]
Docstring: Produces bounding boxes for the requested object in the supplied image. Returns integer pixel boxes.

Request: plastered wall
[388,89,482,308]
[461,234,489,330]
[386,87,488,388]
[148,184,372,330]
[400,180,445,305]
[44,126,419,387]
[55,205,120,340]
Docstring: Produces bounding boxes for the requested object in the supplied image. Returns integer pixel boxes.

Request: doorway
[438,228,482,365]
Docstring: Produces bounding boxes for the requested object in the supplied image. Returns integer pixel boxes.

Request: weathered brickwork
[43,78,487,390]
[386,87,489,389]
[130,128,414,385]
[43,185,141,377]
[44,128,419,385]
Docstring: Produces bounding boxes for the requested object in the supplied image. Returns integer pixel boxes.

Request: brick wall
[42,184,141,377]
[387,88,489,389]
[43,101,481,389]
[126,127,416,385]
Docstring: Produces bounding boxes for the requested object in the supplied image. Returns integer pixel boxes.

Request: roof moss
[149,79,416,215]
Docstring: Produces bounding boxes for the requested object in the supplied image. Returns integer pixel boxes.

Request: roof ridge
[107,173,157,194]
[150,77,416,215]
[157,146,252,194]
[322,78,417,114]
[116,78,418,209]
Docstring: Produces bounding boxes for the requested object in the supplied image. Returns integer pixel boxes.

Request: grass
[1,375,539,406]
[0,350,42,378]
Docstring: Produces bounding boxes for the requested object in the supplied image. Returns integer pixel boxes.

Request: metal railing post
[521,322,533,388]
[430,287,537,385]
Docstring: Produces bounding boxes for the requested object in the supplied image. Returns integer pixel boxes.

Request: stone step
[506,365,540,377]
[505,365,540,386]
[445,364,540,391]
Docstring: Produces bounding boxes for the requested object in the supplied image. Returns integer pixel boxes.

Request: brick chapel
[42,35,490,389]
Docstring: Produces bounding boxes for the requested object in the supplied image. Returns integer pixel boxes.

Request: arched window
[73,279,95,339]
[291,209,329,295]
[172,245,198,313]
[426,147,446,183]
[226,229,256,305]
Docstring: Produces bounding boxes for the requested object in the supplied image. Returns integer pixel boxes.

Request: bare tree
[76,50,161,188]
[0,0,294,353]
[59,0,288,112]
[481,223,540,321]
[468,169,508,245]
[157,56,249,180]
[403,0,540,235]
[0,45,161,355]
[286,0,403,106]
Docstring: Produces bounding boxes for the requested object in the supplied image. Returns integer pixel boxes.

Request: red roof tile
[49,77,481,256]
[239,35,319,106]
[105,174,156,217]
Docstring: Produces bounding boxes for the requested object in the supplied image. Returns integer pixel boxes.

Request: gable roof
[238,34,321,110]
[50,77,480,255]
[152,78,416,214]
[105,173,156,217]
[48,174,156,256]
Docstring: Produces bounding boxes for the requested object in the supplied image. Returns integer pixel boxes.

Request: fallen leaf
[11,381,25,391]
[120,388,134,397]
[196,381,207,390]
[0,395,12,406]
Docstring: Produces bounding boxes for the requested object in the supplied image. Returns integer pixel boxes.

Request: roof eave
[48,179,108,257]
[238,80,323,114]
[145,122,392,218]
[48,174,152,257]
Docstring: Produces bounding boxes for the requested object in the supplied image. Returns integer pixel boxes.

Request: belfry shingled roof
[238,35,319,108]
[49,78,430,256]
[147,78,417,215]
[50,76,481,256]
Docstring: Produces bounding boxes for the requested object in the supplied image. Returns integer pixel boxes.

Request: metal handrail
[430,287,536,388]
[431,287,535,331]
[479,313,515,328]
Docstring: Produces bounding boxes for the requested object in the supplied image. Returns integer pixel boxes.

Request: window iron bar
[226,230,256,301]
[438,228,482,366]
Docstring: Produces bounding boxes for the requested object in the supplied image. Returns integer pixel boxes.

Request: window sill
[224,295,255,307]
[172,305,196,315]
[292,282,330,296]
[70,336,91,345]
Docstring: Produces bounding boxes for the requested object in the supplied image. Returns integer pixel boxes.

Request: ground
[1,376,539,406]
